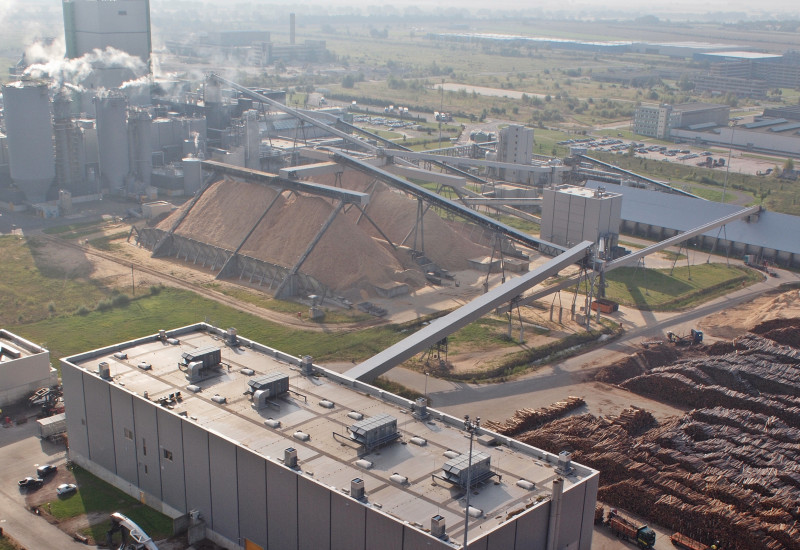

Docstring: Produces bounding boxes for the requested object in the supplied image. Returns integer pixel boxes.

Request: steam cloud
[24,45,147,90]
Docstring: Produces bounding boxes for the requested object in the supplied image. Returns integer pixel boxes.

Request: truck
[670,532,722,550]
[667,329,703,346]
[37,412,67,441]
[607,509,656,549]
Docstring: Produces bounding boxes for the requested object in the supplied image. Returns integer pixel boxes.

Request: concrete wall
[0,331,54,406]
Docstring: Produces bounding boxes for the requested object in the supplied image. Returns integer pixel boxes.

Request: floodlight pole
[722,121,736,203]
[463,415,480,549]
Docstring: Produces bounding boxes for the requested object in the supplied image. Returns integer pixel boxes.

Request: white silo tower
[2,80,56,203]
[94,92,130,194]
[128,108,152,193]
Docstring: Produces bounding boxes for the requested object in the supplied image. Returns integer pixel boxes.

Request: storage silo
[53,89,87,195]
[2,80,56,203]
[94,92,130,194]
[182,157,202,195]
[128,108,153,193]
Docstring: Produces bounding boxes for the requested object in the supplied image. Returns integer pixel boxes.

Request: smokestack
[290,13,296,45]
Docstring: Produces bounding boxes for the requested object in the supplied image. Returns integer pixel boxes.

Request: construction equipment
[743,254,778,277]
[666,329,703,346]
[607,509,656,549]
[106,512,159,550]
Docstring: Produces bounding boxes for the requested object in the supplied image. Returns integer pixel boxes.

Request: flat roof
[702,51,782,60]
[66,324,596,537]
[554,185,621,199]
[585,181,800,255]
[0,329,47,362]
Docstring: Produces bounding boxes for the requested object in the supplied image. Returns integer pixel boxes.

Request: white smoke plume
[24,46,147,89]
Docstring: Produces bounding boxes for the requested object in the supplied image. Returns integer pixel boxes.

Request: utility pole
[462,415,480,549]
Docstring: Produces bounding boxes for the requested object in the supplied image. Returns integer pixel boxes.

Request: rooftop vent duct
[557,451,573,475]
[98,361,111,379]
[227,327,238,346]
[413,397,428,420]
[431,515,446,539]
[351,478,365,500]
[301,355,313,376]
[181,347,222,383]
[284,447,298,468]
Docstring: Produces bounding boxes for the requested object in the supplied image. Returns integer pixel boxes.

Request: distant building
[691,51,800,98]
[62,0,152,66]
[497,124,534,182]
[633,103,730,139]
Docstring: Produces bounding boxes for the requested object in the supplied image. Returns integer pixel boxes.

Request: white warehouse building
[61,323,599,550]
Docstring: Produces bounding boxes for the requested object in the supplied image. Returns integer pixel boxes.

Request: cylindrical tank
[182,157,202,194]
[94,92,130,194]
[2,80,56,203]
[128,108,153,192]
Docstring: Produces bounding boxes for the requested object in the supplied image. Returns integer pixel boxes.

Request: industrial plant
[3,2,800,550]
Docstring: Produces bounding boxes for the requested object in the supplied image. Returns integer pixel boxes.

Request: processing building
[61,323,599,550]
[0,329,57,407]
[63,0,152,66]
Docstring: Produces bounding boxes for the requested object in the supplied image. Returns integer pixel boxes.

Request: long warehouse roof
[585,181,800,254]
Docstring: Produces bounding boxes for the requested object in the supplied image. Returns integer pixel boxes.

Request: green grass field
[602,264,760,310]
[0,236,111,326]
[45,466,173,543]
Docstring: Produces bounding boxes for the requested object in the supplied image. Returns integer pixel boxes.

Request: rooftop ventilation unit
[413,397,428,419]
[435,451,497,488]
[351,478,365,500]
[557,450,573,475]
[431,515,446,539]
[248,372,290,410]
[344,413,401,454]
[98,361,111,379]
[181,347,222,383]
[226,327,238,346]
[301,355,313,376]
[284,447,298,468]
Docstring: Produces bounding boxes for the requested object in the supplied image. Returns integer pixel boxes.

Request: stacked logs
[500,328,800,550]
[483,396,585,436]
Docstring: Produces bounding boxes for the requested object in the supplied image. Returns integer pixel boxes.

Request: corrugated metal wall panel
[61,364,90,459]
[133,397,161,498]
[156,408,186,513]
[209,434,240,541]
[298,475,331,550]
[83,375,116,472]
[365,507,402,550]
[182,421,212,524]
[267,461,298,550]
[484,521,516,550]
[330,492,365,550]
[237,447,268,547]
[513,503,549,550]
[109,388,138,485]
[558,482,586,550]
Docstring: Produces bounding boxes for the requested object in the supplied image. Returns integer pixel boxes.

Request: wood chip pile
[504,324,800,550]
[484,396,585,436]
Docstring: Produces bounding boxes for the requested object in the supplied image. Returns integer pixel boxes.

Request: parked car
[56,483,77,496]
[36,464,57,478]
[18,477,44,490]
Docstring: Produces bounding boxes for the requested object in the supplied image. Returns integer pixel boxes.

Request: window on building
[142,438,147,456]
[124,428,133,440]
[163,449,173,461]
[118,10,127,15]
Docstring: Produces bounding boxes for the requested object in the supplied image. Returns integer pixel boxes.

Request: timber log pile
[508,325,800,550]
[484,396,585,436]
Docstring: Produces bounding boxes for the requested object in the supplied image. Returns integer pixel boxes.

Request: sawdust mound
[318,169,492,271]
[156,173,493,292]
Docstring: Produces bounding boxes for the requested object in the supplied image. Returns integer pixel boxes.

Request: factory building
[632,103,730,140]
[1,80,56,204]
[63,0,152,66]
[496,125,534,183]
[540,185,622,253]
[0,329,57,407]
[61,323,599,550]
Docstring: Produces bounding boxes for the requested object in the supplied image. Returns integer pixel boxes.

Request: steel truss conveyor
[345,241,592,382]
[333,152,566,256]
